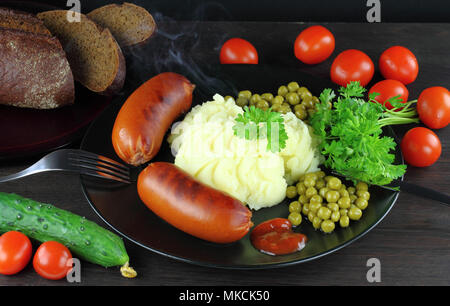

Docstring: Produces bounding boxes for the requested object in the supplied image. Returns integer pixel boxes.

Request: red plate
[0,85,112,160]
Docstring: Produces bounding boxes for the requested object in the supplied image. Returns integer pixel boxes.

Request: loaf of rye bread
[88,2,156,47]
[37,10,126,96]
[0,9,75,109]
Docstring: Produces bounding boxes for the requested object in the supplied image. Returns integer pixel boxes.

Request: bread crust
[0,28,75,109]
[37,10,126,96]
[88,2,156,47]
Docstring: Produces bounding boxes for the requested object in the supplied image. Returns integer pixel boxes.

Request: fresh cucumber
[0,192,132,271]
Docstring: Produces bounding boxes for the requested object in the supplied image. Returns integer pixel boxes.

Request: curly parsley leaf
[310,81,417,186]
[233,105,288,153]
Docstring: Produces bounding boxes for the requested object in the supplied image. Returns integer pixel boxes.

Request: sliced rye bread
[0,7,52,36]
[37,10,125,96]
[0,28,75,109]
[87,2,156,47]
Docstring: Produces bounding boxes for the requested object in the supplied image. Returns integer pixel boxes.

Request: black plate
[80,65,402,269]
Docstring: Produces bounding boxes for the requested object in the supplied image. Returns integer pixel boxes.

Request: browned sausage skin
[137,162,253,244]
[112,73,194,166]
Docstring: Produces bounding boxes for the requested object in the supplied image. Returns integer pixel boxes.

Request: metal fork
[0,149,131,184]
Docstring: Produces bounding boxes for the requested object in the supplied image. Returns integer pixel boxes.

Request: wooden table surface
[0,21,449,286]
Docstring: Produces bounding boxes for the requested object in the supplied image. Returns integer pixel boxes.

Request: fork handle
[398,181,450,206]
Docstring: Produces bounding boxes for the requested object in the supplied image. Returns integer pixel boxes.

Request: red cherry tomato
[401,127,441,167]
[219,38,258,64]
[33,241,72,280]
[368,79,409,109]
[0,231,32,275]
[330,49,374,87]
[379,46,418,85]
[417,86,450,129]
[294,25,335,64]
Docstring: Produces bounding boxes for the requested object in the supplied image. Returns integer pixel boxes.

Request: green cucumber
[0,192,130,269]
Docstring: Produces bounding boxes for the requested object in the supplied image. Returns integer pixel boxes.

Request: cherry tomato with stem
[330,49,374,87]
[294,25,335,64]
[0,231,32,275]
[379,46,419,85]
[417,86,450,129]
[219,38,258,64]
[33,241,72,280]
[368,79,409,109]
[401,127,441,167]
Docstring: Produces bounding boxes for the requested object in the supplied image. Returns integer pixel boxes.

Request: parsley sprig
[310,81,419,186]
[233,105,288,153]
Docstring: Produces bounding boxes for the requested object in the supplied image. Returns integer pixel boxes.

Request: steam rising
[122,7,237,100]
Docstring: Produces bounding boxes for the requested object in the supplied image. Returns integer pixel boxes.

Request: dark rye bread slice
[87,2,156,47]
[0,28,75,109]
[0,7,51,36]
[37,10,125,96]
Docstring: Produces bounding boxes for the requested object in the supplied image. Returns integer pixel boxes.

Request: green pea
[286,186,298,199]
[224,96,235,103]
[304,177,316,188]
[327,177,342,190]
[347,187,356,195]
[348,206,363,221]
[305,187,318,199]
[238,90,252,100]
[302,203,310,215]
[317,207,332,220]
[312,216,322,229]
[315,179,326,190]
[235,97,249,107]
[327,202,339,212]
[299,194,309,204]
[279,103,291,114]
[319,187,329,198]
[331,211,341,222]
[338,196,351,209]
[273,95,284,105]
[249,94,261,105]
[308,211,316,222]
[310,195,323,205]
[339,215,350,228]
[325,190,340,203]
[288,212,302,226]
[312,96,320,104]
[355,198,369,210]
[256,100,270,110]
[289,201,302,213]
[309,202,321,213]
[339,209,348,216]
[356,190,371,200]
[271,103,281,112]
[356,182,369,191]
[296,182,306,195]
[286,92,300,105]
[321,220,335,233]
[287,81,300,92]
[350,194,358,203]
[278,86,289,97]
[261,93,274,102]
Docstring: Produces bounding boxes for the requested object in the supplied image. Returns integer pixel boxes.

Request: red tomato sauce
[250,218,307,256]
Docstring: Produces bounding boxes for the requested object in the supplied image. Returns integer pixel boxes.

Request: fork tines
[68,150,131,184]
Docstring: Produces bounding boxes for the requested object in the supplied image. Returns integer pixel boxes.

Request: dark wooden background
[0,19,449,285]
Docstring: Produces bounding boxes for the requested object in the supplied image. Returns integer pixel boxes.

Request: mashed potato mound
[169,94,321,210]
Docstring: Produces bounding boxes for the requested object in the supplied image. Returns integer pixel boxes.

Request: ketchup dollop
[250,218,307,256]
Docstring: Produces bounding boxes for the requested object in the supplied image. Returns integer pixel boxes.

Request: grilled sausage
[137,162,253,244]
[112,72,194,166]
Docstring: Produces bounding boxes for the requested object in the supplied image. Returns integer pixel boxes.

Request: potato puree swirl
[169,94,321,210]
